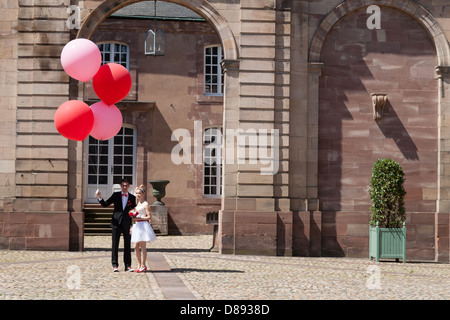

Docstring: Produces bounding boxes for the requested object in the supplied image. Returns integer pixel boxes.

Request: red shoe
[136,266,147,273]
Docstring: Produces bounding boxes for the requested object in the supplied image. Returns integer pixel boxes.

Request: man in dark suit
[96,179,136,272]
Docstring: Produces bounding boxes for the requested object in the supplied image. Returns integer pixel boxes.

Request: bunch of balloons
[54,38,132,141]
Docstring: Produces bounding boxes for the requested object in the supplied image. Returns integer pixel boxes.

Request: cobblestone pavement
[0,235,449,300]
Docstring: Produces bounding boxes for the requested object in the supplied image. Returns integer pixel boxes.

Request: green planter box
[369,222,406,263]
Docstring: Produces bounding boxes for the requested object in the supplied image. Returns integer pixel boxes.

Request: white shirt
[121,192,128,210]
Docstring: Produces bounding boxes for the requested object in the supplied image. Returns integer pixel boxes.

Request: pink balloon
[61,38,101,82]
[90,101,123,141]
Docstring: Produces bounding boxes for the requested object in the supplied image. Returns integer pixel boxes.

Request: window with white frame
[204,45,223,95]
[98,42,129,70]
[85,126,137,203]
[203,127,222,197]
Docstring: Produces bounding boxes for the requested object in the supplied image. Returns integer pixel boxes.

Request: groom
[96,179,136,272]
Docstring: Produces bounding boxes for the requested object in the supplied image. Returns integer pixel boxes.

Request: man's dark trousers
[98,191,136,268]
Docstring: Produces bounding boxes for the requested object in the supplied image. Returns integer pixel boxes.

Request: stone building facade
[0,0,449,262]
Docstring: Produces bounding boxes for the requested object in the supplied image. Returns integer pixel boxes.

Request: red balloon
[54,100,94,141]
[92,63,132,105]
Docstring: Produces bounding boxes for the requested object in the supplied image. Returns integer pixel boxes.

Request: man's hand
[96,189,102,199]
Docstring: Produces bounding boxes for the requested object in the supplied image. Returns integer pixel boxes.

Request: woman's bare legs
[134,243,141,270]
[140,242,147,270]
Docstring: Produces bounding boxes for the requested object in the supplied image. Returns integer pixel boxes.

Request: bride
[129,185,157,272]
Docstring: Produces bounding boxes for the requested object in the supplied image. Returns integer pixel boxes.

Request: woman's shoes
[135,266,147,273]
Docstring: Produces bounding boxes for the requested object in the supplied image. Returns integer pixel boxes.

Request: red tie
[122,193,127,196]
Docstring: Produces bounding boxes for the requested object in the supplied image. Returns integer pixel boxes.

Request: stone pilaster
[289,0,310,212]
[219,0,293,255]
[0,0,18,214]
[238,0,283,212]
[435,66,450,262]
[219,58,240,254]
[11,0,75,250]
[305,61,322,212]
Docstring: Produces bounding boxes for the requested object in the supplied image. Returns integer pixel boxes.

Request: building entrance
[85,126,137,203]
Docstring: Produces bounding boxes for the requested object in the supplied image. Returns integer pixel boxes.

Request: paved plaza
[0,235,449,301]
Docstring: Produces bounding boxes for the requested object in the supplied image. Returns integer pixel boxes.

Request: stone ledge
[0,211,73,250]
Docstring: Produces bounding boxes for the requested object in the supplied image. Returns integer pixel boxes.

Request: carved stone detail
[371,93,387,121]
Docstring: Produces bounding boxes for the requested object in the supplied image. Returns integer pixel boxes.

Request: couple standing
[96,179,156,272]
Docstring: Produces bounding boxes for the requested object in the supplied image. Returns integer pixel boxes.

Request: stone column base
[150,205,168,235]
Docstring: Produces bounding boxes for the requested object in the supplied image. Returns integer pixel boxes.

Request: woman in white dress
[130,185,157,272]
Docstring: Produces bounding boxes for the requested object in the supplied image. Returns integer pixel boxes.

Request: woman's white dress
[131,201,157,243]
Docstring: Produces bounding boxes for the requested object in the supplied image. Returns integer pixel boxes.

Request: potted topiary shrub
[368,158,407,263]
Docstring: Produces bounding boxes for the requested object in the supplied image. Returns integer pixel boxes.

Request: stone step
[83,204,113,234]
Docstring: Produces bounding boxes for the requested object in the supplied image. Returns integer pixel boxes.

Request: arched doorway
[78,0,239,237]
[308,0,450,261]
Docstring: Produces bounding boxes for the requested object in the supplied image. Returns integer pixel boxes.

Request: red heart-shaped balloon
[93,63,132,105]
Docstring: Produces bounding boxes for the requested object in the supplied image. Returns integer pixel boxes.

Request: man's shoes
[112,266,134,272]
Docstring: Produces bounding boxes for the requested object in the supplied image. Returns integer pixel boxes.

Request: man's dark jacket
[98,191,136,229]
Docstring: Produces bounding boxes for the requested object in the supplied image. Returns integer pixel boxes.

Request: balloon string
[89,139,100,196]
[96,138,100,194]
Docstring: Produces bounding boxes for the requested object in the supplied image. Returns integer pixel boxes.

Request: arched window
[203,127,222,197]
[204,45,223,96]
[98,42,130,70]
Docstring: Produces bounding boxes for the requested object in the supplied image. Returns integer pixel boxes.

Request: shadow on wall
[376,100,419,161]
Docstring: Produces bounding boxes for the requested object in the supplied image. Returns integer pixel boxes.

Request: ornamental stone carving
[371,93,387,121]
